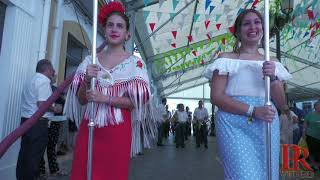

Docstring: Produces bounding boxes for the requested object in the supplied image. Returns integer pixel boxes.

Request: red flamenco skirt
[70,110,132,180]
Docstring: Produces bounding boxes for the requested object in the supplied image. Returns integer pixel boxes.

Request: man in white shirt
[16,59,61,180]
[193,100,209,148]
[157,98,167,146]
[173,104,188,148]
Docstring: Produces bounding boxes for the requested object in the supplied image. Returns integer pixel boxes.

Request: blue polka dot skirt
[216,96,279,180]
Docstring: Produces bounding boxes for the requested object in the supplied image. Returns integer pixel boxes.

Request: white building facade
[0,0,105,179]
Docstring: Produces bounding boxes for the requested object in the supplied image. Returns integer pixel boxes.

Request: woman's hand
[262,61,276,77]
[85,64,100,82]
[86,90,108,103]
[254,106,277,122]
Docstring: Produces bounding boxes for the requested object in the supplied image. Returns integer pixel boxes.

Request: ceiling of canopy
[81,0,320,101]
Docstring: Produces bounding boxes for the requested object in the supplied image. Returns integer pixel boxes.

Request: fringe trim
[64,73,158,156]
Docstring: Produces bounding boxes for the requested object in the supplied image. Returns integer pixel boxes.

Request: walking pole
[263,1,272,180]
[87,0,98,179]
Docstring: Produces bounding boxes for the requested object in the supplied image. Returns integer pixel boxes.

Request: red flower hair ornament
[98,1,125,27]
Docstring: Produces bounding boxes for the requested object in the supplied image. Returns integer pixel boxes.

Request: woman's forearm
[212,94,249,116]
[270,80,286,110]
[109,96,134,110]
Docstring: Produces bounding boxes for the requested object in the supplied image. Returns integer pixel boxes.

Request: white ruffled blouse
[203,58,292,97]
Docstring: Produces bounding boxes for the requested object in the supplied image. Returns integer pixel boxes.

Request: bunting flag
[229,26,235,34]
[303,31,309,38]
[252,0,259,8]
[169,13,176,22]
[201,59,205,65]
[215,14,222,22]
[307,10,314,20]
[205,20,211,30]
[193,14,200,22]
[159,0,166,8]
[209,6,215,14]
[188,35,193,42]
[216,23,221,30]
[172,31,177,39]
[172,0,179,10]
[171,43,176,48]
[192,50,197,56]
[207,33,212,40]
[144,0,150,6]
[205,0,212,11]
[221,0,225,4]
[149,23,156,32]
[143,11,150,20]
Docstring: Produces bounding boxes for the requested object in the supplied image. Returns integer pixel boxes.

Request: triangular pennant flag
[143,11,150,20]
[185,47,191,55]
[209,6,215,14]
[149,23,156,32]
[252,0,259,8]
[193,14,200,22]
[200,41,204,49]
[188,35,193,42]
[316,22,320,30]
[144,0,150,6]
[237,8,245,16]
[303,31,309,38]
[192,50,197,56]
[171,43,176,48]
[221,0,225,4]
[216,23,221,30]
[169,13,176,22]
[192,43,197,51]
[159,0,166,8]
[215,14,222,22]
[207,33,212,40]
[201,59,205,65]
[229,26,235,34]
[172,0,179,10]
[157,12,163,21]
[205,0,212,11]
[172,31,177,39]
[307,10,314,20]
[205,20,211,30]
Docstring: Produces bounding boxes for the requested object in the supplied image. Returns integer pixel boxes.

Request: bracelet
[246,105,255,124]
[270,75,278,82]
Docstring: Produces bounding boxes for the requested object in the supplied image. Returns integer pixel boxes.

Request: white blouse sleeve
[203,58,241,79]
[275,62,292,81]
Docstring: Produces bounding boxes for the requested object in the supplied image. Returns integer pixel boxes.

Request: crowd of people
[156,98,211,149]
[14,2,320,180]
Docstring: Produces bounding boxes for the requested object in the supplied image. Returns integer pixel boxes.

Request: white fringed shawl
[64,55,158,157]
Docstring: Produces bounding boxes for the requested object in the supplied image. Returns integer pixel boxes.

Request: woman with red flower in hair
[64,2,157,180]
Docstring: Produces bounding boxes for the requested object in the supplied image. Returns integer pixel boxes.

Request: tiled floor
[48,136,320,180]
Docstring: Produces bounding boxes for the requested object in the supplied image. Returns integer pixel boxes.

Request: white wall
[0,0,44,179]
[0,0,104,179]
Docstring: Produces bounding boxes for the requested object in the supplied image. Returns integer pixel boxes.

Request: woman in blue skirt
[204,9,292,180]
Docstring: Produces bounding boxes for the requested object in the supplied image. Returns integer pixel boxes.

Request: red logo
[281,144,314,178]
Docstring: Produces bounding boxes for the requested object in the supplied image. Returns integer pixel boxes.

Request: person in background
[193,100,209,148]
[290,103,305,143]
[185,106,192,139]
[164,104,171,138]
[303,100,320,172]
[172,104,188,148]
[279,105,298,144]
[16,59,62,180]
[157,98,167,146]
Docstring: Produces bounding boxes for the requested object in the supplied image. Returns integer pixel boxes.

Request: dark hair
[36,59,52,73]
[162,98,167,104]
[106,11,130,31]
[314,101,320,108]
[232,9,264,53]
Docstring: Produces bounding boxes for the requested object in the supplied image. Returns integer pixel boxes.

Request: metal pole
[264,1,272,180]
[87,0,98,179]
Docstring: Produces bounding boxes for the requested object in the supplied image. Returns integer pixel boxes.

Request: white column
[38,0,52,60]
